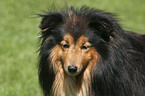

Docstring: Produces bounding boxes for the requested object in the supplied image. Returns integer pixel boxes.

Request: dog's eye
[62,44,69,48]
[81,45,89,50]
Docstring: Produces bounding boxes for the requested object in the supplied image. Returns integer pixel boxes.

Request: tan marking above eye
[76,36,92,51]
[60,34,74,50]
[81,42,92,51]
[63,34,74,44]
[60,40,70,49]
[61,40,68,45]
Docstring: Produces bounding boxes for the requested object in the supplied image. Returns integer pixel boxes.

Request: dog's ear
[89,19,113,32]
[88,15,116,41]
[39,13,63,32]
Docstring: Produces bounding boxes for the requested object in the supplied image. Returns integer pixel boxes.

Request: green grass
[0,0,144,95]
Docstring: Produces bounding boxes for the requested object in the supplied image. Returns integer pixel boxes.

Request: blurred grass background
[0,0,144,96]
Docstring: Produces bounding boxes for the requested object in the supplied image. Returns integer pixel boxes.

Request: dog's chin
[65,70,81,76]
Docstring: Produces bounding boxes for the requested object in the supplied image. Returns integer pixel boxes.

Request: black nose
[68,66,77,73]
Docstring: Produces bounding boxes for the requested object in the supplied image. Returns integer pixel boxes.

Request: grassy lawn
[0,0,144,96]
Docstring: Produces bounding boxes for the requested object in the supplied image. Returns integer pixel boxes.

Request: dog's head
[39,7,119,76]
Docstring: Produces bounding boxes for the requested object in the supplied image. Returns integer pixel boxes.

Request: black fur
[38,7,145,96]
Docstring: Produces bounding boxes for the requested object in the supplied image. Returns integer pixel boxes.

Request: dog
[38,7,145,96]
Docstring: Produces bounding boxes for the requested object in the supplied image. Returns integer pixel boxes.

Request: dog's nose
[68,66,77,73]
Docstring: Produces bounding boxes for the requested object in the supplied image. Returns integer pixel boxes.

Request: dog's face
[39,8,115,76]
[54,34,98,76]
[47,30,99,76]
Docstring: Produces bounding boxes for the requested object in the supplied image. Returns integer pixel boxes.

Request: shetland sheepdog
[38,7,145,96]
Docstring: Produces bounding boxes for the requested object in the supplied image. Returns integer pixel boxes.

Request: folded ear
[39,12,63,31]
[89,18,113,31]
[88,16,116,41]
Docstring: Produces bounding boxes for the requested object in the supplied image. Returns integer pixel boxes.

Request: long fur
[38,7,145,96]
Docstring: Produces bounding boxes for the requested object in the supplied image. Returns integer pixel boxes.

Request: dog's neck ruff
[52,68,91,96]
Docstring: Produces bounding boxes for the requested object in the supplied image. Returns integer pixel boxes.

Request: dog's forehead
[63,34,88,44]
[62,14,89,41]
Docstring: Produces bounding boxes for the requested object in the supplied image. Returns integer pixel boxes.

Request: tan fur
[49,34,100,96]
